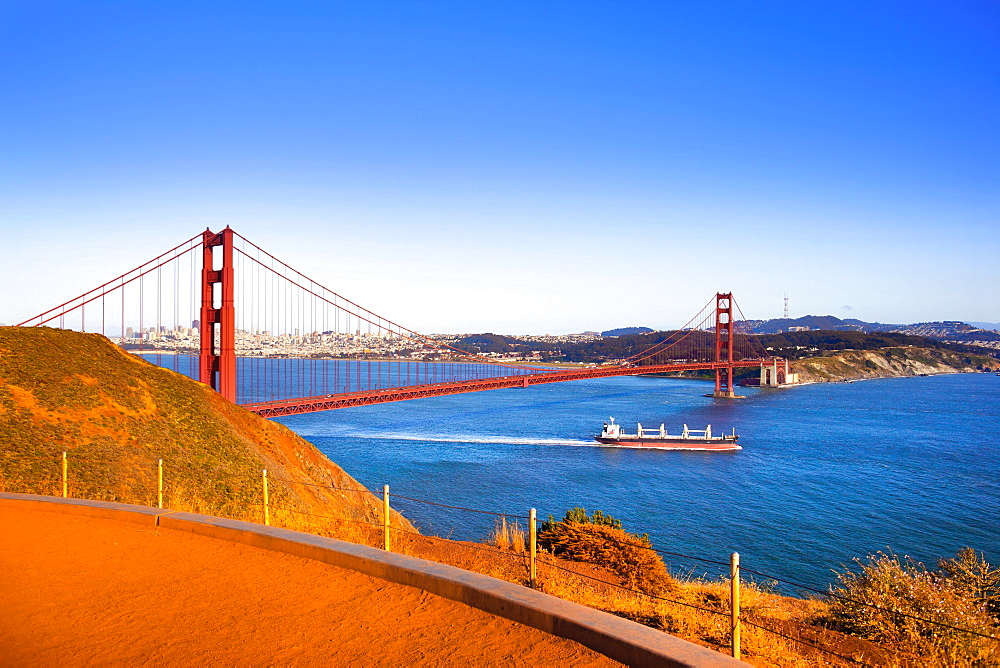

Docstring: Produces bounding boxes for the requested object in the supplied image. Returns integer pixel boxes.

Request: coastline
[788,346,1000,384]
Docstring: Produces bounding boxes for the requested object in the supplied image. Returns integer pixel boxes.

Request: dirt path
[0,508,620,666]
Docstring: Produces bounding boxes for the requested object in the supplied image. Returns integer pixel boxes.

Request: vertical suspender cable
[156,265,161,344]
[173,249,178,338]
[138,275,144,357]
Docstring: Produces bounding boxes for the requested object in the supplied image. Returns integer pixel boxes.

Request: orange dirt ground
[0,508,621,666]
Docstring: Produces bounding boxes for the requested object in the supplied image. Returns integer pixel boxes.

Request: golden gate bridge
[17,227,780,417]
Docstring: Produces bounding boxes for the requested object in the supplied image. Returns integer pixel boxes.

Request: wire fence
[741,615,873,666]
[3,451,997,666]
[389,493,530,520]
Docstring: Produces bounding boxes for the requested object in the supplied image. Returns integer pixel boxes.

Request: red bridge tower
[713,292,739,398]
[199,227,237,402]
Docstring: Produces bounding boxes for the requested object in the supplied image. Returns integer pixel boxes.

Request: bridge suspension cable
[228,230,547,405]
[17,227,776,413]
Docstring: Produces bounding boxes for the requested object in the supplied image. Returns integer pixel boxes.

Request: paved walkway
[0,508,618,666]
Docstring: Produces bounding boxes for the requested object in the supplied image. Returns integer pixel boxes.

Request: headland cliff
[789,346,1000,383]
[0,326,410,530]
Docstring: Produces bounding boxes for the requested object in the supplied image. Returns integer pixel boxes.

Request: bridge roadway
[242,359,771,417]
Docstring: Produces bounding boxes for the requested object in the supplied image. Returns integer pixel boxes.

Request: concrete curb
[0,494,748,667]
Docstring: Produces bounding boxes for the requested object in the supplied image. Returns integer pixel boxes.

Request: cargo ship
[595,417,740,451]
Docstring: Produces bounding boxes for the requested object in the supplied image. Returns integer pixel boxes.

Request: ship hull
[594,436,740,451]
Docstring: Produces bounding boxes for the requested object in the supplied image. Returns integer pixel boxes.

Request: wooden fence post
[529,508,537,589]
[731,551,741,660]
[382,485,391,551]
[262,469,270,526]
[157,459,163,509]
[61,451,67,498]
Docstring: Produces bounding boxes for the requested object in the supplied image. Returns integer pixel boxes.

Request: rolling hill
[0,326,410,531]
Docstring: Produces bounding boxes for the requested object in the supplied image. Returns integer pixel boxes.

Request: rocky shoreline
[788,346,1000,383]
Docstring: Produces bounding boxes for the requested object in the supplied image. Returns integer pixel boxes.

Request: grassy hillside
[0,327,410,531]
[790,346,1000,383]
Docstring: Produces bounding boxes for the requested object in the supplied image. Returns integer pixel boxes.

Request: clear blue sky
[1,1,997,333]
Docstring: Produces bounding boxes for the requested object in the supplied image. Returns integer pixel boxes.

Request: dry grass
[824,552,1000,666]
[488,516,526,552]
[532,556,860,666]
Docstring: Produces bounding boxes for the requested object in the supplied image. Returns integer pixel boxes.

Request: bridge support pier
[199,227,237,402]
[760,359,797,387]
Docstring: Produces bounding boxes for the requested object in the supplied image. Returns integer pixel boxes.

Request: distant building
[761,359,799,386]
[788,326,811,332]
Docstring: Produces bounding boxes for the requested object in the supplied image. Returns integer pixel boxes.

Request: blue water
[267,371,999,591]
[139,354,538,404]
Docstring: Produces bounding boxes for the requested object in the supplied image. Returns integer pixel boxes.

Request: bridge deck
[243,360,770,417]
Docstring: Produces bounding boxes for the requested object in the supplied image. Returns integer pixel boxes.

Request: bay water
[144,353,998,591]
[272,371,999,592]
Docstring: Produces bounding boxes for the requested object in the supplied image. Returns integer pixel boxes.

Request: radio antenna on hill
[783,294,789,319]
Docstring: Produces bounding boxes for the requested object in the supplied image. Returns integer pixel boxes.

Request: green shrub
[538,507,673,596]
[540,506,626,533]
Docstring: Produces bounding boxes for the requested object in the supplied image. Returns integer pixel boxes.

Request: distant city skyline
[1,2,997,334]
